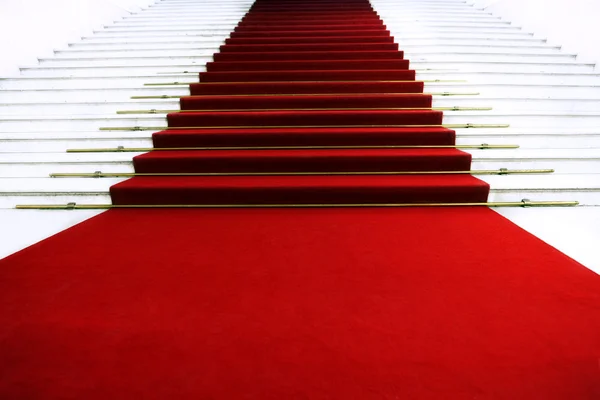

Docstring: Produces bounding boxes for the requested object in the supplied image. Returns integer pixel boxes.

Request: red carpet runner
[110,0,490,206]
[1,1,600,398]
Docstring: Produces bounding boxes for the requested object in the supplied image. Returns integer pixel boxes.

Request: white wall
[470,0,600,66]
[0,0,156,76]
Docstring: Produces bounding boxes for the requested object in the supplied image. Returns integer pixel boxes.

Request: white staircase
[1,0,599,272]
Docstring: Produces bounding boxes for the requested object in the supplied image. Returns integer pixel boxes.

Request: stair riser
[0,195,112,208]
[107,21,514,30]
[118,17,503,25]
[20,61,595,78]
[0,139,153,152]
[5,84,600,102]
[418,73,600,85]
[6,134,600,152]
[5,98,600,115]
[53,46,564,58]
[90,26,527,36]
[3,114,600,131]
[2,159,599,178]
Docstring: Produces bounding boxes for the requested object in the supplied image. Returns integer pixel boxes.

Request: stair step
[179,94,432,110]
[18,61,594,78]
[6,97,600,116]
[151,127,453,147]
[42,51,577,65]
[166,110,443,128]
[109,174,490,205]
[4,111,600,131]
[7,70,600,91]
[132,149,472,173]
[119,16,502,25]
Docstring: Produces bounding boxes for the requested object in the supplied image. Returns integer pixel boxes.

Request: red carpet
[1,208,599,399]
[111,0,483,206]
[1,0,600,398]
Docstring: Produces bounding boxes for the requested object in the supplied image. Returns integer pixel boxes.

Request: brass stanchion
[99,123,509,131]
[15,200,580,210]
[117,106,493,114]
[66,144,519,153]
[130,92,481,99]
[49,169,553,178]
[143,79,468,86]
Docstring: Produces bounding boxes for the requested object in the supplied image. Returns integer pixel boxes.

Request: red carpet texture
[109,0,489,206]
[1,208,599,399]
[1,0,599,399]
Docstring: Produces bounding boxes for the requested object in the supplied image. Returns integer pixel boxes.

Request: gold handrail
[143,79,468,86]
[155,68,461,74]
[66,144,519,153]
[15,200,579,210]
[131,92,480,99]
[99,123,509,131]
[117,106,492,114]
[49,169,553,178]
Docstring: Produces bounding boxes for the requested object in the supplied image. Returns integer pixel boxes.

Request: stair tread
[110,174,490,205]
[133,148,471,173]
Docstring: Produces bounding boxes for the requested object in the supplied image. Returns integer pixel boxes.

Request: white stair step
[53,49,219,59]
[101,24,239,33]
[392,29,532,37]
[446,112,600,127]
[55,41,560,57]
[52,46,565,59]
[0,75,197,90]
[418,71,600,85]
[88,30,234,39]
[78,37,227,45]
[3,133,600,153]
[2,175,599,207]
[412,61,594,73]
[0,131,154,140]
[425,83,600,97]
[18,65,207,77]
[381,15,503,22]
[118,17,244,23]
[0,87,185,102]
[2,111,600,131]
[109,21,513,29]
[412,54,576,63]
[0,139,153,152]
[120,16,502,25]
[90,26,526,37]
[456,134,600,149]
[75,33,543,44]
[483,174,600,206]
[0,101,178,115]
[0,111,600,131]
[39,53,575,67]
[18,61,596,78]
[37,56,213,67]
[5,83,600,103]
[4,97,600,116]
[2,150,600,176]
[438,97,600,113]
[0,178,120,208]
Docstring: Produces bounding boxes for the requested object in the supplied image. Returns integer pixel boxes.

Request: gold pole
[117,106,493,114]
[143,79,468,86]
[49,169,554,178]
[66,144,519,153]
[154,69,461,74]
[99,123,509,131]
[130,92,481,99]
[15,200,579,210]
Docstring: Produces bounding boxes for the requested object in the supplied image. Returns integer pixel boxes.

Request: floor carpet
[1,0,599,398]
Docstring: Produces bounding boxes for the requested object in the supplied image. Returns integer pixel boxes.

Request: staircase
[1,0,599,270]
